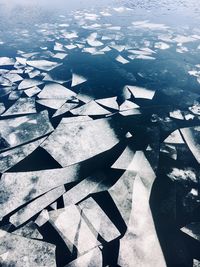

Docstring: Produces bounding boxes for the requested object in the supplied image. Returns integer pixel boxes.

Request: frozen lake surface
[0,1,200,267]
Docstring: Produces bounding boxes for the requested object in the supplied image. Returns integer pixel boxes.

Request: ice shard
[127,85,155,99]
[0,230,56,267]
[12,221,43,239]
[18,79,43,90]
[27,59,61,71]
[0,137,46,173]
[181,223,200,241]
[38,82,76,99]
[49,205,100,254]
[36,99,67,109]
[0,57,15,66]
[78,197,121,242]
[95,96,119,110]
[118,175,166,267]
[63,172,108,206]
[2,97,36,116]
[70,101,111,116]
[0,110,53,151]
[41,117,124,167]
[10,185,65,227]
[71,73,87,87]
[65,247,102,267]
[0,164,80,220]
[53,102,78,117]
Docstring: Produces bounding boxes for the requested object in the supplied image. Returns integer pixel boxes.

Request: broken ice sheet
[41,117,124,167]
[1,97,36,116]
[95,96,119,110]
[120,100,139,111]
[35,209,49,227]
[118,175,166,267]
[18,79,43,90]
[180,127,200,164]
[127,85,155,99]
[164,129,185,144]
[53,52,68,59]
[28,69,41,79]
[115,55,130,64]
[10,185,65,227]
[0,57,15,66]
[12,221,43,239]
[78,197,121,242]
[71,73,87,87]
[108,170,136,224]
[65,247,102,267]
[181,222,200,241]
[0,230,56,267]
[38,82,76,99]
[0,110,53,151]
[86,32,104,47]
[63,172,108,207]
[111,145,136,171]
[53,102,78,117]
[24,86,41,97]
[120,150,156,192]
[49,205,100,254]
[2,73,23,83]
[0,137,46,173]
[27,59,61,71]
[36,99,67,110]
[70,101,111,116]
[0,163,81,220]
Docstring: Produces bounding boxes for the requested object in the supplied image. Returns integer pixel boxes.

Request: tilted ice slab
[10,185,65,227]
[118,175,166,267]
[95,96,119,110]
[38,82,76,99]
[36,99,67,110]
[0,230,56,267]
[115,55,130,64]
[0,110,53,151]
[0,164,80,220]
[71,73,87,87]
[63,172,108,207]
[65,247,102,267]
[127,85,155,99]
[0,137,46,173]
[27,59,61,71]
[181,222,200,242]
[24,86,41,97]
[49,205,100,254]
[18,79,43,90]
[0,57,15,66]
[41,117,125,167]
[12,221,43,239]
[53,102,78,117]
[2,97,36,116]
[109,170,136,225]
[78,197,121,242]
[70,101,111,116]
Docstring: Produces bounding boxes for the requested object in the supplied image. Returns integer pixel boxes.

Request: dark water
[0,1,200,267]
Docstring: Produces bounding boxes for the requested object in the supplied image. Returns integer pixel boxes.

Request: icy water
[0,1,200,267]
